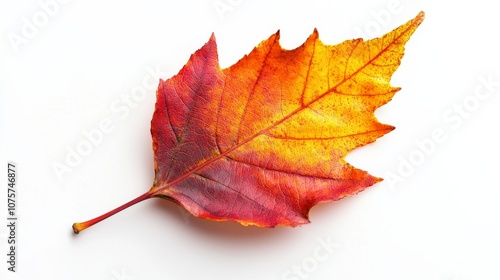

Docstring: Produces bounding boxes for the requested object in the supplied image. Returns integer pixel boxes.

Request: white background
[1,0,500,279]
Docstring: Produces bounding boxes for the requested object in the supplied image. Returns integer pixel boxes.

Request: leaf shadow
[150,198,295,244]
[148,192,367,241]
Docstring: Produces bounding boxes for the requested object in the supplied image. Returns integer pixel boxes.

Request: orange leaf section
[150,12,424,227]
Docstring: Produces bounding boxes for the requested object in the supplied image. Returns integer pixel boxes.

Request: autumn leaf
[73,12,424,233]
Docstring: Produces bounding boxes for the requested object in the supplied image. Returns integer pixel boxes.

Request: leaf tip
[409,11,425,30]
[416,11,425,22]
[310,28,320,41]
[209,32,216,42]
[200,32,218,56]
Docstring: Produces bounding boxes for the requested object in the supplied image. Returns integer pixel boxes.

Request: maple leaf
[73,11,424,233]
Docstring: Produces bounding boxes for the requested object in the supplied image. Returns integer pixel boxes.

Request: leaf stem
[72,191,154,234]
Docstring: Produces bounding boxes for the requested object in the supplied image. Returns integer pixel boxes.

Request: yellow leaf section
[224,12,424,177]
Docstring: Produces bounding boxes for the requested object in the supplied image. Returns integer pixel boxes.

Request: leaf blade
[150,12,425,227]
